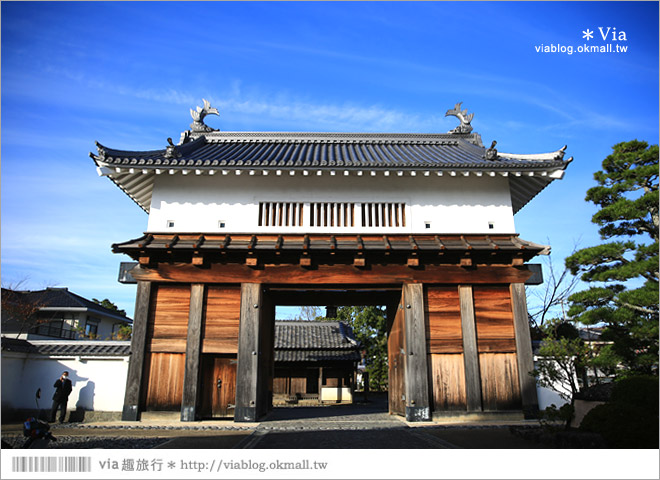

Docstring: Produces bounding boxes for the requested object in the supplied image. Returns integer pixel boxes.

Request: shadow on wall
[70,381,96,422]
[12,361,88,421]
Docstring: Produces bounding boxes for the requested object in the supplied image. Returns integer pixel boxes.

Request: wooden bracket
[407,257,420,267]
[192,255,205,267]
[246,256,258,267]
[300,256,312,267]
[138,256,151,266]
[512,257,525,266]
[354,256,366,267]
[460,257,473,267]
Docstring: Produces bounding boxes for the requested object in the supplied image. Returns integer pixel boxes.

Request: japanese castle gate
[92,101,571,422]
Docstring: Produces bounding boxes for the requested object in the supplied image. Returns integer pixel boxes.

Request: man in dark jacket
[50,371,72,423]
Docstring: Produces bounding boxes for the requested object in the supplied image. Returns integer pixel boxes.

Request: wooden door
[388,298,406,416]
[201,355,237,418]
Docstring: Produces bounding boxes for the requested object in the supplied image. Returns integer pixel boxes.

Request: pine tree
[565,140,658,375]
[336,306,389,391]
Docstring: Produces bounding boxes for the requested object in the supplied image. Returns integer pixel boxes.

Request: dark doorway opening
[268,286,401,420]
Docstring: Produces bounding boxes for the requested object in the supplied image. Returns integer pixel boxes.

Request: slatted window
[310,202,355,227]
[259,202,305,227]
[361,202,406,227]
[258,201,405,228]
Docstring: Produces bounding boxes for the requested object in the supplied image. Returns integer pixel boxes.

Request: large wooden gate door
[201,355,237,418]
[388,295,406,416]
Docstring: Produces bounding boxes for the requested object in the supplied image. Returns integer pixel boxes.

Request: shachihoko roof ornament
[445,102,474,134]
[190,99,219,133]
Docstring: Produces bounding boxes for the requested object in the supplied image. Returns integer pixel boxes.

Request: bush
[580,375,659,448]
[609,375,659,413]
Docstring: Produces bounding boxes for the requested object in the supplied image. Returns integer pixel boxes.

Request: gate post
[122,281,151,421]
[403,283,431,422]
[181,283,205,421]
[511,283,539,418]
[235,283,263,422]
[459,285,483,412]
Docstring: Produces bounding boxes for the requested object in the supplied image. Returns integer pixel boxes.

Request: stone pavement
[231,400,541,449]
[2,398,544,449]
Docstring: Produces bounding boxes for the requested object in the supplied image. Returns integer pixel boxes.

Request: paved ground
[2,398,544,449]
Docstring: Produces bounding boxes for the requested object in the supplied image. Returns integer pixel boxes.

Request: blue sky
[2,1,658,318]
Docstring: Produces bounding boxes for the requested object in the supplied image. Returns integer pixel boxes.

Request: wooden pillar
[181,284,204,422]
[459,285,483,412]
[318,367,323,404]
[122,281,151,421]
[403,283,431,421]
[511,283,539,418]
[235,283,263,422]
[256,293,275,418]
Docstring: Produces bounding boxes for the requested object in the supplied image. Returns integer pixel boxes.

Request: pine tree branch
[615,300,658,315]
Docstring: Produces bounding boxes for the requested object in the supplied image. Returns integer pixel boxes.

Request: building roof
[112,233,550,268]
[274,321,361,363]
[1,337,131,357]
[91,101,571,214]
[1,287,132,324]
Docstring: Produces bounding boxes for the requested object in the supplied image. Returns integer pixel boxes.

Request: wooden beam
[270,288,399,307]
[403,283,431,421]
[122,281,151,421]
[459,285,483,412]
[511,283,539,418]
[130,263,533,285]
[181,284,205,421]
[235,283,262,422]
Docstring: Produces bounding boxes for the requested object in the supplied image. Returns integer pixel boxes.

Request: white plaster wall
[1,349,129,413]
[147,173,516,234]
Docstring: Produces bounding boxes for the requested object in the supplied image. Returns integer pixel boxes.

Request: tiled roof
[275,349,362,362]
[91,129,571,214]
[274,321,361,364]
[275,321,358,349]
[1,288,132,323]
[1,338,131,357]
[94,132,569,171]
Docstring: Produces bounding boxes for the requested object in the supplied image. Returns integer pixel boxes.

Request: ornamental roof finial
[190,99,219,133]
[445,102,474,134]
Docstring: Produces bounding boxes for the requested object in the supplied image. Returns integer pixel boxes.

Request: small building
[273,321,361,405]
[1,287,132,341]
[91,100,571,423]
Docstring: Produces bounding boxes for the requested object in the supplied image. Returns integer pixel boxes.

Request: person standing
[50,371,72,423]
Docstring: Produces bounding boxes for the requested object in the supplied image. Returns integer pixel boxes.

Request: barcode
[12,456,91,472]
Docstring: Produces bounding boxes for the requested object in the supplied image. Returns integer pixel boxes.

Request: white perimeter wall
[147,173,516,234]
[1,347,129,413]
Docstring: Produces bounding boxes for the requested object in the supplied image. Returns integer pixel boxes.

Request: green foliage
[540,403,575,431]
[565,140,659,376]
[532,320,591,403]
[336,306,388,391]
[92,298,127,317]
[609,375,659,412]
[580,376,659,448]
[111,324,133,340]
